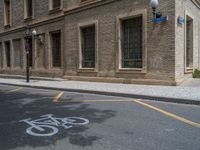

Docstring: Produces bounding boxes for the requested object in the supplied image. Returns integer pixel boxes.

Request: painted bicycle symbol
[20,114,89,137]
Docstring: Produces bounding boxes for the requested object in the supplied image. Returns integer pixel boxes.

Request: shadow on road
[0,91,116,149]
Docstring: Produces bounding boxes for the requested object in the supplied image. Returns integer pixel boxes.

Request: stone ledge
[63,75,177,86]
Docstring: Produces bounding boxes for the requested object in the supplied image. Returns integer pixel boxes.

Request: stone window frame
[116,9,147,73]
[12,38,23,69]
[48,0,63,13]
[24,0,34,20]
[34,33,46,70]
[77,20,98,72]
[184,10,195,73]
[3,0,12,27]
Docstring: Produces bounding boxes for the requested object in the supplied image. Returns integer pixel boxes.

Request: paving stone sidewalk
[0,77,200,105]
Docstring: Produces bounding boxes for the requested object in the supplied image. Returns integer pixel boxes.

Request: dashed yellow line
[7,87,23,93]
[53,92,64,102]
[133,99,200,129]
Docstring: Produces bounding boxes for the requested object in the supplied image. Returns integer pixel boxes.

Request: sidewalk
[0,77,200,105]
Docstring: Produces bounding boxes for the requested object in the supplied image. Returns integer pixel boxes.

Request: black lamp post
[25,26,37,83]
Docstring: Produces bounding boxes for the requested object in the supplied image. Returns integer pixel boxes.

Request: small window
[4,41,11,68]
[51,31,61,68]
[81,25,96,68]
[4,0,11,26]
[121,16,143,68]
[24,0,33,19]
[50,0,61,10]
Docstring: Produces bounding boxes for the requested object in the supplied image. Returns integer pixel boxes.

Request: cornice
[64,0,117,15]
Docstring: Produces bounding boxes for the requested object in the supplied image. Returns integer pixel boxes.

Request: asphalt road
[0,84,199,150]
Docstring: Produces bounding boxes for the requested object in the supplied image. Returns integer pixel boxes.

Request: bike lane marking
[53,92,64,102]
[6,87,23,93]
[19,114,90,137]
[133,99,200,129]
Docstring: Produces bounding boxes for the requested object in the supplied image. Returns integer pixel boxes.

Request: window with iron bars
[81,25,96,68]
[121,16,143,68]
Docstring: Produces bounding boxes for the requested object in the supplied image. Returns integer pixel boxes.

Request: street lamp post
[25,26,37,83]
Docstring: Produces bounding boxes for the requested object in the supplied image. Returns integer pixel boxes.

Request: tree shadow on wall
[0,91,116,149]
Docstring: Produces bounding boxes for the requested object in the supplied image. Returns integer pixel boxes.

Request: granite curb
[0,82,200,106]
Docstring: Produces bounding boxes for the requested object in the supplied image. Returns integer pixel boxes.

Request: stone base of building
[63,75,179,86]
[0,71,189,86]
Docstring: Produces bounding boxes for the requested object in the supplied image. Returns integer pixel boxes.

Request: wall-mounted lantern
[150,0,168,23]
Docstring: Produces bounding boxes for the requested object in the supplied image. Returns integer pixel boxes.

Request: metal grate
[81,25,95,68]
[52,31,61,67]
[122,16,143,68]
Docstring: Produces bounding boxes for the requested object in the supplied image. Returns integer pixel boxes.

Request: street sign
[178,16,185,25]
[152,16,168,23]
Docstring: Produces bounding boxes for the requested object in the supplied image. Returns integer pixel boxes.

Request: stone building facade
[0,0,200,85]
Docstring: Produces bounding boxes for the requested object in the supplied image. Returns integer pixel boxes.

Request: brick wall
[64,0,176,81]
[0,0,199,85]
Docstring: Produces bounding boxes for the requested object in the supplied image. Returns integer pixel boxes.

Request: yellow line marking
[133,99,200,128]
[7,87,23,93]
[53,92,64,102]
